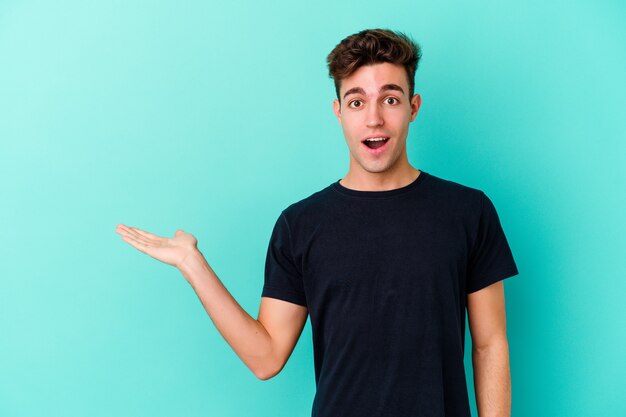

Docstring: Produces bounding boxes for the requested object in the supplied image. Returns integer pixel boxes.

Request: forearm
[178,250,276,379]
[471,338,511,417]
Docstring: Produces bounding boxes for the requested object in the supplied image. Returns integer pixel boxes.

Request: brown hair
[326,28,422,101]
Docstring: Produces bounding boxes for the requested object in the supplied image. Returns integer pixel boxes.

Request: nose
[366,103,384,128]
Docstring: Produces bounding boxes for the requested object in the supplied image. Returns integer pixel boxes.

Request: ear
[332,99,342,124]
[409,93,422,122]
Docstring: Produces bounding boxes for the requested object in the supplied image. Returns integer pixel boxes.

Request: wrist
[178,249,206,276]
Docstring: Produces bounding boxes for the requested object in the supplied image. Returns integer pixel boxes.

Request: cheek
[391,112,411,129]
[340,118,359,138]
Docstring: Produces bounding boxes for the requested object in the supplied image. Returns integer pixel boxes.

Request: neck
[340,163,421,192]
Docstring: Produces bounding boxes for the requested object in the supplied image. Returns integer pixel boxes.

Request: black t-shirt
[261,170,519,417]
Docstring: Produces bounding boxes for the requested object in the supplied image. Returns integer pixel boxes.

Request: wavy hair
[327,29,422,101]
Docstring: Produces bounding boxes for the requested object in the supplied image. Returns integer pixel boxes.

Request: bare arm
[116,224,308,380]
[467,281,512,417]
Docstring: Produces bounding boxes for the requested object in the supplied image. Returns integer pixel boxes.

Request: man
[116,28,519,417]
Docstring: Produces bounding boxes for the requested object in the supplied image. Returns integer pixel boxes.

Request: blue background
[1,1,624,416]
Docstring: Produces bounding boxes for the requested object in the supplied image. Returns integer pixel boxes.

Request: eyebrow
[342,83,405,100]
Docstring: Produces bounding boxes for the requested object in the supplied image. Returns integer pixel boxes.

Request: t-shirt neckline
[331,170,429,199]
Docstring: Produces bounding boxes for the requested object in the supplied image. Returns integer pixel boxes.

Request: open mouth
[362,137,390,150]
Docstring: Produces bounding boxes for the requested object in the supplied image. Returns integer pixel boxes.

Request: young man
[116,29,519,417]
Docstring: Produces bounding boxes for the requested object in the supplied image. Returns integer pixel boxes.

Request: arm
[467,280,511,417]
[116,224,308,380]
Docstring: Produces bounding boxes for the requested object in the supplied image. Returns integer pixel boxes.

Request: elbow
[253,359,282,381]
[254,371,275,381]
[472,335,509,354]
[254,366,279,381]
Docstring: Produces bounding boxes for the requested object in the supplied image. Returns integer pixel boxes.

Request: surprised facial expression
[333,62,421,176]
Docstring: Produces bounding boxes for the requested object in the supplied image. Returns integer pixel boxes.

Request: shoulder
[270,184,335,230]
[422,171,486,210]
[277,182,335,227]
[425,171,483,196]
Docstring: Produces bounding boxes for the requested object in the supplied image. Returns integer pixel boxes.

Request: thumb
[175,229,185,236]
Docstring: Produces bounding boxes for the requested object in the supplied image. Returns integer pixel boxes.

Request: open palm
[116,224,198,268]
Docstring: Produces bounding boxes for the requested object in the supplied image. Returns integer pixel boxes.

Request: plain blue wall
[1,1,624,416]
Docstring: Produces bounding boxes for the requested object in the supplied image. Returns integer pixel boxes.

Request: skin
[116,225,296,380]
[334,63,511,416]
[116,61,511,415]
[332,62,422,191]
[468,281,512,417]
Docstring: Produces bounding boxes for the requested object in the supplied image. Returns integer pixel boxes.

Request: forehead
[340,62,408,95]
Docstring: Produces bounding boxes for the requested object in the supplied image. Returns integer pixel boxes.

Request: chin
[361,163,393,174]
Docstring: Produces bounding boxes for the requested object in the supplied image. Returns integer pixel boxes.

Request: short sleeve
[466,192,519,294]
[261,211,307,307]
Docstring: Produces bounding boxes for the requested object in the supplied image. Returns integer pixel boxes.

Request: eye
[348,99,363,108]
[385,97,399,105]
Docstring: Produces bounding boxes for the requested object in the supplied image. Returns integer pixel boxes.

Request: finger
[119,225,155,244]
[118,226,155,246]
[121,234,150,254]
[116,224,129,234]
[116,224,141,239]
[131,227,164,241]
[117,224,136,234]
[119,225,162,244]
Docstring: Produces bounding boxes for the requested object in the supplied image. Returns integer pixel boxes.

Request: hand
[116,224,199,268]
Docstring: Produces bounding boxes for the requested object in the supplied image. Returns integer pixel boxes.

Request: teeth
[364,137,388,142]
